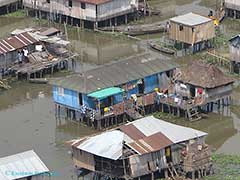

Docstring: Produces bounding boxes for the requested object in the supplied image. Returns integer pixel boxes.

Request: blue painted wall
[126,80,139,99]
[53,86,97,110]
[82,94,96,109]
[53,86,80,109]
[144,74,159,93]
[113,93,124,104]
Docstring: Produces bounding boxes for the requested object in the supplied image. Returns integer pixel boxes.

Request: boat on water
[99,23,166,36]
[148,42,175,55]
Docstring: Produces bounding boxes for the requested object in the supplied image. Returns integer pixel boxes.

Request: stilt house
[229,35,240,74]
[0,150,50,180]
[23,0,138,28]
[225,0,240,18]
[69,116,211,180]
[0,0,22,15]
[174,61,234,111]
[0,32,39,69]
[169,13,215,53]
[51,54,177,129]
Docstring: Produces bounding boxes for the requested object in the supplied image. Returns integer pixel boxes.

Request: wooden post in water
[64,22,69,41]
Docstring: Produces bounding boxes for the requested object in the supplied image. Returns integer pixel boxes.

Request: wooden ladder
[187,107,202,122]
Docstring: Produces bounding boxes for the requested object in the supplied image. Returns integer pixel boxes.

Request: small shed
[23,0,138,28]
[0,32,39,68]
[0,150,50,180]
[225,0,240,18]
[229,35,240,74]
[169,13,215,53]
[175,61,235,106]
[69,116,210,179]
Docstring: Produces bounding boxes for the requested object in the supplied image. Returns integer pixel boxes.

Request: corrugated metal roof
[128,132,172,155]
[176,61,235,88]
[120,124,146,141]
[170,12,212,26]
[0,32,38,55]
[129,116,207,144]
[87,87,124,100]
[77,131,124,160]
[0,150,49,180]
[72,116,207,159]
[51,53,177,93]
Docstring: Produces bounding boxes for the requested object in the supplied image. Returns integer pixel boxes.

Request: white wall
[51,0,96,20]
[97,0,137,20]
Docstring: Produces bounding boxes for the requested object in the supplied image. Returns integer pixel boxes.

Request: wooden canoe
[149,42,175,55]
[99,23,166,36]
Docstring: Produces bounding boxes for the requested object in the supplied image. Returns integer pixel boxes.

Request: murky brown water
[0,0,240,179]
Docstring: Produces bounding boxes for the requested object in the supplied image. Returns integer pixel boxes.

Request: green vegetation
[2,10,26,18]
[205,154,240,180]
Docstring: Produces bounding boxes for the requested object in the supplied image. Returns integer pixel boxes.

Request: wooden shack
[225,0,240,18]
[175,61,234,111]
[0,150,50,180]
[69,116,211,180]
[0,0,22,15]
[0,32,39,69]
[23,0,138,28]
[51,53,176,129]
[229,35,240,74]
[169,13,215,53]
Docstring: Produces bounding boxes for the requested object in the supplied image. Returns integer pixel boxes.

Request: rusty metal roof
[0,32,38,55]
[51,53,177,93]
[120,124,146,141]
[128,132,172,154]
[71,116,207,159]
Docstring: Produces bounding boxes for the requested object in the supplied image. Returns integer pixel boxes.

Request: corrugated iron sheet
[77,131,124,160]
[128,116,208,144]
[120,124,146,141]
[72,116,207,160]
[0,32,38,55]
[170,13,212,26]
[127,132,172,155]
[0,150,49,180]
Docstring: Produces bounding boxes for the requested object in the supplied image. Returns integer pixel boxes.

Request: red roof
[121,122,174,155]
[74,0,111,5]
[120,124,146,141]
[0,32,38,55]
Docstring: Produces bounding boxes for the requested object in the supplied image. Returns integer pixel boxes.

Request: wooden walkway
[159,96,203,121]
[10,51,72,80]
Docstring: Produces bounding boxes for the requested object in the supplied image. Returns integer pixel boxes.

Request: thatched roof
[176,62,235,88]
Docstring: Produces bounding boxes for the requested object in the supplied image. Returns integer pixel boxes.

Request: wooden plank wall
[169,21,215,45]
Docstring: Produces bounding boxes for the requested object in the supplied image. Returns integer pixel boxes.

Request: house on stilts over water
[225,0,240,19]
[0,32,39,69]
[23,0,139,28]
[229,34,240,74]
[0,150,50,180]
[0,27,72,80]
[162,61,235,121]
[169,13,215,54]
[50,54,177,129]
[68,116,212,180]
[0,0,22,15]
